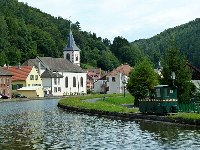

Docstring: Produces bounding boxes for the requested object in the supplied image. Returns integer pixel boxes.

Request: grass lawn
[58,94,138,113]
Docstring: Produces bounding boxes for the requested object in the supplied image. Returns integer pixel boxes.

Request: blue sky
[18,0,200,42]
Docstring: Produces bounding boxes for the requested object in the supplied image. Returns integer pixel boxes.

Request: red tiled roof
[107,64,133,76]
[2,66,33,81]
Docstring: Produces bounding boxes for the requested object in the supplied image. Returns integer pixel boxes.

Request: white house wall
[107,73,128,94]
[94,80,106,93]
[107,73,121,94]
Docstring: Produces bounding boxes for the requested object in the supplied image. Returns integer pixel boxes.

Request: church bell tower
[63,25,80,66]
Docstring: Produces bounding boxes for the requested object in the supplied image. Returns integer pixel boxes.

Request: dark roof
[0,67,13,76]
[186,62,200,80]
[63,31,80,51]
[22,56,84,73]
[41,69,63,78]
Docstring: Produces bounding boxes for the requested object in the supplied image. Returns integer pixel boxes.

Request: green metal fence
[178,102,200,113]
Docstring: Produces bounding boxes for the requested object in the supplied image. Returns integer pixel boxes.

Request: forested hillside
[0,0,121,70]
[1,0,200,70]
[132,18,200,68]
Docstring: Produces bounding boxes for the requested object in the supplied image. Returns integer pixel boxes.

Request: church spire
[63,18,81,66]
[63,24,80,51]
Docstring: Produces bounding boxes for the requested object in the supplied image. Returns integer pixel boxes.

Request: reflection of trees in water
[137,120,200,143]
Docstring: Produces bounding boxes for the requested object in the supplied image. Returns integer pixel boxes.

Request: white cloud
[18,0,200,41]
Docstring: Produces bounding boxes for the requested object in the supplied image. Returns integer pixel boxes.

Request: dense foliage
[0,0,120,70]
[127,58,159,106]
[161,42,194,102]
[132,18,200,69]
[1,0,200,72]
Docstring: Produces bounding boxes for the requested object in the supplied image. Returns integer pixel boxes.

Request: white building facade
[106,73,128,94]
[23,30,87,96]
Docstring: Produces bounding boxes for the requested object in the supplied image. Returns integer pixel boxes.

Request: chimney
[38,61,41,75]
[7,64,9,69]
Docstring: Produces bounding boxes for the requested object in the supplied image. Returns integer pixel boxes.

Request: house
[93,75,107,94]
[186,62,200,88]
[0,67,13,98]
[106,64,132,94]
[84,68,102,81]
[2,65,42,95]
[84,68,102,92]
[86,74,94,93]
[22,29,87,96]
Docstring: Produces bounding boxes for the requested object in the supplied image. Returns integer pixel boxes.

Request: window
[156,88,161,97]
[35,75,38,80]
[58,87,61,92]
[66,53,70,60]
[65,77,68,88]
[76,56,78,61]
[58,78,60,85]
[30,75,34,80]
[54,87,57,93]
[73,77,76,87]
[6,78,9,84]
[112,77,116,82]
[54,78,57,85]
[12,84,23,90]
[80,77,83,87]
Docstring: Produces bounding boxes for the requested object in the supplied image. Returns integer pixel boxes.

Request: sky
[18,0,200,42]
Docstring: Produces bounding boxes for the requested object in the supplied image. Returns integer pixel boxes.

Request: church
[23,30,87,96]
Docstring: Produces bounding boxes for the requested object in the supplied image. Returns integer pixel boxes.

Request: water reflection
[0,99,200,149]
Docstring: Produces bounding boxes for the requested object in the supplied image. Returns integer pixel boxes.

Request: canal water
[0,99,200,150]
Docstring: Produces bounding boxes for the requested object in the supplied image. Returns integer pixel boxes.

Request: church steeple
[63,31,80,51]
[63,22,80,66]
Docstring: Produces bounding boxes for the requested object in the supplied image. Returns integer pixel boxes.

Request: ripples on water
[0,99,200,150]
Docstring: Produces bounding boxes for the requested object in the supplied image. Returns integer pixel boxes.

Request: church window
[73,77,76,87]
[76,56,78,61]
[58,78,60,85]
[80,77,83,87]
[66,53,70,60]
[65,77,68,88]
[54,87,57,93]
[54,78,57,85]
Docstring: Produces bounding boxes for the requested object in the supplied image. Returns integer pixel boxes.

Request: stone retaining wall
[57,103,200,127]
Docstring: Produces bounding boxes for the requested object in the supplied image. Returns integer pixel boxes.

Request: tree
[97,50,120,71]
[110,36,129,61]
[127,58,159,106]
[120,45,143,66]
[161,45,193,103]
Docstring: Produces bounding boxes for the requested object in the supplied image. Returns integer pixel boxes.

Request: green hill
[0,0,119,70]
[1,0,200,70]
[132,18,200,68]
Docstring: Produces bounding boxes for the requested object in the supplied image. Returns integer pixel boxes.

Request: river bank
[0,96,63,103]
[58,94,200,127]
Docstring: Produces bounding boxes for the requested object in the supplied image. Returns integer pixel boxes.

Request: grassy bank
[58,94,138,113]
[168,112,200,121]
